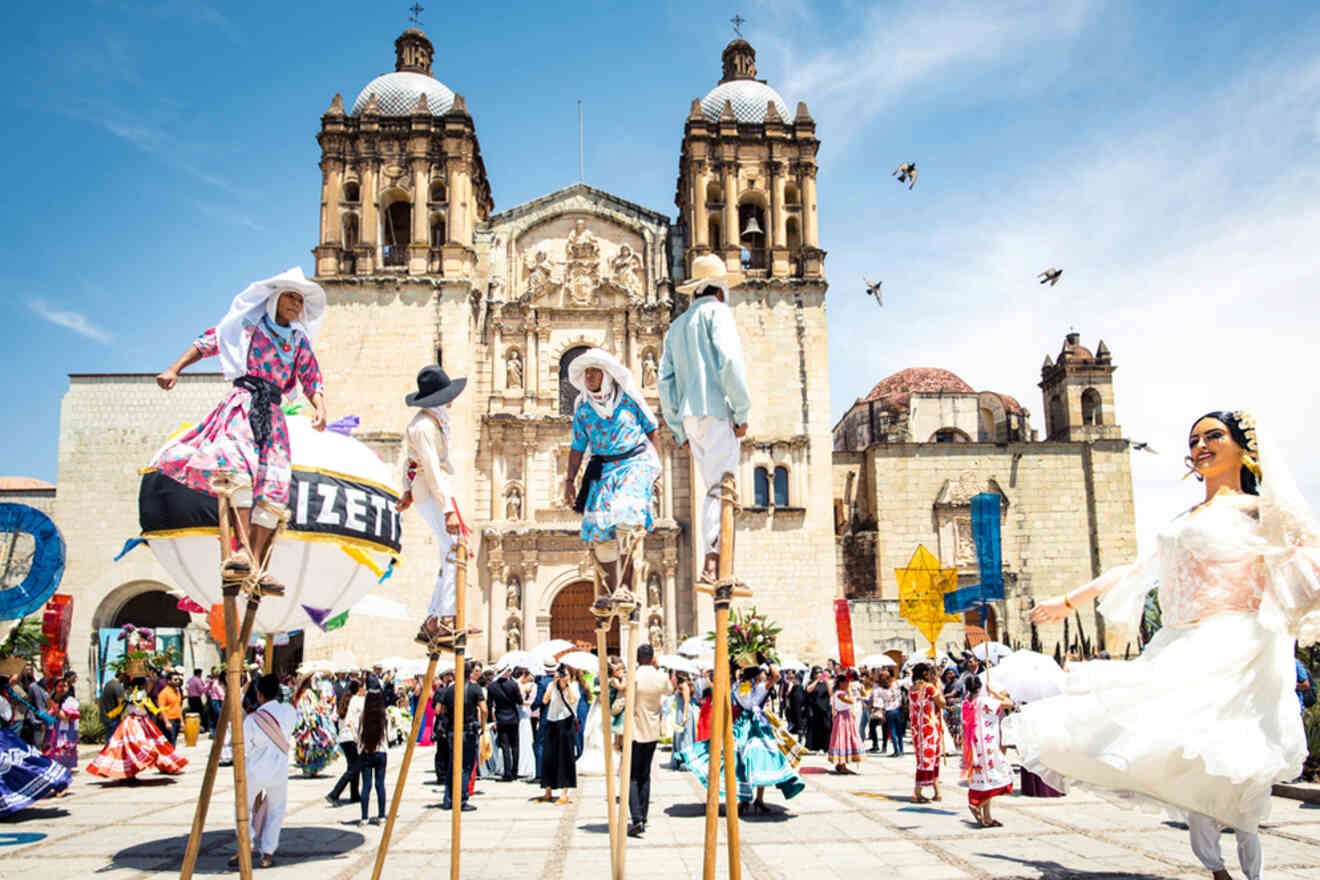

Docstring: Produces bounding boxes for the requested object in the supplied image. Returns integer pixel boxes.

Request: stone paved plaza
[3,741,1318,879]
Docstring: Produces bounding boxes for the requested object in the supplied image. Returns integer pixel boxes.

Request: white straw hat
[676,253,732,295]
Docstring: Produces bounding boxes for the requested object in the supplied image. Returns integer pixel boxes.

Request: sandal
[912,794,930,804]
[258,854,275,868]
[222,551,252,576]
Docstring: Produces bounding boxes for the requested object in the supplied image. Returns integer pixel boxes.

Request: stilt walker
[657,254,754,880]
[371,541,469,880]
[562,348,662,880]
[594,609,621,870]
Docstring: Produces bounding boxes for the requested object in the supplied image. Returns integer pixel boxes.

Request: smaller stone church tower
[675,39,824,280]
[1039,332,1120,441]
[312,27,493,279]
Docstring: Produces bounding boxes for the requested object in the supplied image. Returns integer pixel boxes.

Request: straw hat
[676,253,732,295]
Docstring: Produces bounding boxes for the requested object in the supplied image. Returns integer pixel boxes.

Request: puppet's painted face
[1188,417,1243,481]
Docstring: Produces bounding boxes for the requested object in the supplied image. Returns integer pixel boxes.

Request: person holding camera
[537,659,579,805]
[437,666,486,811]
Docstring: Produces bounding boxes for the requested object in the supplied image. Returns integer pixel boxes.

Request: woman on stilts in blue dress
[560,348,662,610]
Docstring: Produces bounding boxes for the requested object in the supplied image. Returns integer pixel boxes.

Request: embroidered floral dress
[44,696,80,771]
[153,320,323,510]
[571,395,660,543]
[676,682,805,803]
[292,689,338,777]
[87,688,188,779]
[908,681,942,784]
[961,694,1012,806]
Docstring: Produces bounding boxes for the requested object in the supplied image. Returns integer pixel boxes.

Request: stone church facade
[41,30,1137,680]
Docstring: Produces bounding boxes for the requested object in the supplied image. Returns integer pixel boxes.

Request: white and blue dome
[351,71,455,116]
[700,79,791,124]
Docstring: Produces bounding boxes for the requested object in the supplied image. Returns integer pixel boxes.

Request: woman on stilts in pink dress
[150,268,328,589]
[1007,411,1320,880]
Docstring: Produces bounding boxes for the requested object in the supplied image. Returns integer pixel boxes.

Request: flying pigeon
[1128,440,1158,454]
[893,162,917,189]
[1038,268,1063,286]
[864,278,883,306]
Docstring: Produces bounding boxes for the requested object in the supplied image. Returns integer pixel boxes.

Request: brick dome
[861,367,975,413]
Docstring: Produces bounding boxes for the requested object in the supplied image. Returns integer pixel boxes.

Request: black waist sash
[233,375,283,448]
[572,443,647,514]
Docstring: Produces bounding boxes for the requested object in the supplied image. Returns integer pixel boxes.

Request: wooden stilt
[368,652,439,880]
[595,600,621,878]
[222,585,253,879]
[702,472,742,880]
[262,634,274,674]
[449,540,468,880]
[179,593,261,880]
[369,540,469,880]
[613,609,640,879]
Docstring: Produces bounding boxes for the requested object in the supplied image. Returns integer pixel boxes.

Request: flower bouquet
[0,616,43,677]
[708,607,782,669]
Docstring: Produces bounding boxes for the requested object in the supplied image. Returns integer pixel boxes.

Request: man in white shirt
[230,674,298,869]
[627,644,674,837]
[658,255,752,583]
[396,365,478,646]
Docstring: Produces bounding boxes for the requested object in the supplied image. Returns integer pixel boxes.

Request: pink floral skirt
[153,387,291,508]
[828,707,865,764]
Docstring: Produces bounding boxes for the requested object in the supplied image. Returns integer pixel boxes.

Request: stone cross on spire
[730,13,746,37]
[409,3,424,26]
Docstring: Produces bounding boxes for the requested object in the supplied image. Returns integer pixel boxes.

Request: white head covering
[214,267,327,380]
[568,348,657,426]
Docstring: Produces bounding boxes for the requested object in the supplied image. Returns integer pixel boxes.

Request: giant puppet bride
[1006,410,1320,880]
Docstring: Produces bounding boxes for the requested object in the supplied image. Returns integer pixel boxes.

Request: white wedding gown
[575,698,606,776]
[1005,490,1320,831]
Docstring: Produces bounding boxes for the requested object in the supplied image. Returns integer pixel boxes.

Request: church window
[978,407,996,442]
[383,200,410,266]
[932,428,970,443]
[1082,388,1102,425]
[708,217,722,249]
[753,467,769,507]
[773,466,789,507]
[558,346,591,415]
[430,180,447,202]
[738,202,767,270]
[1049,395,1066,438]
[785,216,802,252]
[341,214,359,248]
[430,215,446,248]
[784,182,800,205]
[343,181,360,202]
[706,182,724,205]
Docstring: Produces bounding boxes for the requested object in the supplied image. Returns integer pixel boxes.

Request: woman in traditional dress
[1008,410,1320,880]
[828,673,864,774]
[292,677,337,777]
[516,669,536,778]
[1003,411,1314,880]
[669,672,697,769]
[561,348,661,611]
[44,678,80,771]
[0,679,70,814]
[152,268,327,588]
[678,666,805,814]
[908,663,945,803]
[87,677,188,780]
[538,659,579,804]
[960,675,1013,827]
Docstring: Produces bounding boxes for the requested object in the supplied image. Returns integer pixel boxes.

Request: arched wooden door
[963,606,999,645]
[550,580,618,655]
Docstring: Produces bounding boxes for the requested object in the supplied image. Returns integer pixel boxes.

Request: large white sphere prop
[138,415,401,635]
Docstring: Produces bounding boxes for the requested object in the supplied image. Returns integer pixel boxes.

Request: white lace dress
[1004,492,1320,831]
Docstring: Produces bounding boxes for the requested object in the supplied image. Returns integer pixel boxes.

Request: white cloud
[27,300,113,343]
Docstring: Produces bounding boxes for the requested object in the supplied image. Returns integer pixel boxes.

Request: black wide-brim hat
[405,365,467,408]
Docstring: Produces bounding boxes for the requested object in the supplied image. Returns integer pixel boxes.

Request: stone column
[522,562,540,646]
[489,425,505,519]
[522,431,536,517]
[663,548,679,649]
[722,162,738,259]
[362,161,379,265]
[492,322,505,395]
[447,160,463,245]
[411,162,428,243]
[771,163,786,247]
[487,549,504,662]
[322,163,342,245]
[803,166,819,247]
[692,161,708,249]
[526,326,538,399]
[660,438,673,519]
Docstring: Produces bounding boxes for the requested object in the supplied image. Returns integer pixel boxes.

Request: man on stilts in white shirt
[658,254,752,582]
[229,673,297,869]
[396,365,479,646]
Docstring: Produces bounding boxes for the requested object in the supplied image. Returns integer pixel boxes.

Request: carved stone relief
[610,244,643,297]
[640,348,658,389]
[506,485,523,520]
[564,219,601,305]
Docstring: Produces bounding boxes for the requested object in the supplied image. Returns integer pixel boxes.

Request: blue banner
[943,493,1004,622]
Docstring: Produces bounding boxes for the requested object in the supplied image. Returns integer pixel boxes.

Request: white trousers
[683,416,740,552]
[417,496,457,618]
[247,776,287,855]
[1188,812,1262,880]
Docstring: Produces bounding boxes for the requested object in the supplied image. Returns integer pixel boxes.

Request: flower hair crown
[1232,411,1261,478]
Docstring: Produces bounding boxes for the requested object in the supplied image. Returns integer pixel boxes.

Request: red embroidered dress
[908,681,942,784]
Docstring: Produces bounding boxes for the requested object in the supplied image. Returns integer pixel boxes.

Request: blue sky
[4,0,1320,549]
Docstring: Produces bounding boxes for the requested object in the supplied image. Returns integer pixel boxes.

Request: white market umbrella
[533,639,574,663]
[657,654,699,675]
[560,651,599,674]
[971,641,1013,665]
[692,652,716,670]
[331,650,359,673]
[857,653,897,669]
[985,650,1065,704]
[677,635,711,657]
[495,650,538,669]
[138,415,401,636]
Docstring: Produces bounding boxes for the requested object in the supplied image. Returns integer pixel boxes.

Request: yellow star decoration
[895,545,960,657]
